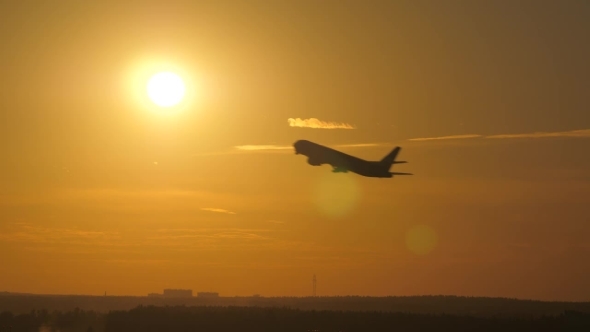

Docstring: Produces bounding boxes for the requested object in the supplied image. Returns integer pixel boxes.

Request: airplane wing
[320,145,366,165]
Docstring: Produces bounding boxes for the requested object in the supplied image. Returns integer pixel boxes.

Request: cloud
[0,188,240,216]
[408,134,483,141]
[288,117,355,129]
[0,223,123,248]
[486,129,590,139]
[226,128,590,156]
[210,231,267,240]
[233,143,382,152]
[408,129,590,142]
[336,143,382,148]
[234,145,292,151]
[150,231,267,241]
[1,223,390,270]
[201,207,236,215]
[156,228,275,234]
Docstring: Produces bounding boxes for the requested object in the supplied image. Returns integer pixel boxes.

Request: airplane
[293,140,412,178]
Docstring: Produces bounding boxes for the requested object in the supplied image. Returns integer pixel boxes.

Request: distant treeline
[1,306,590,332]
[0,308,103,332]
[2,295,590,317]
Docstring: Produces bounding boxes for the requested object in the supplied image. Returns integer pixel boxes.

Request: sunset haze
[1,1,589,302]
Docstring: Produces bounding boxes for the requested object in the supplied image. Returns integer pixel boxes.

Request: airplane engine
[307,157,321,166]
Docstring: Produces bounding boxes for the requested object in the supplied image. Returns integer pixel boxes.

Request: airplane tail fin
[380,147,402,165]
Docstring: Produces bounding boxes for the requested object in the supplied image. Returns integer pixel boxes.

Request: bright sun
[146,71,186,107]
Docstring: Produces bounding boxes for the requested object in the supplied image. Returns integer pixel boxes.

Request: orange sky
[1,1,589,301]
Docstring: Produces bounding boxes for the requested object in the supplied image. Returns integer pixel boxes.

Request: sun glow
[123,57,200,116]
[146,71,186,107]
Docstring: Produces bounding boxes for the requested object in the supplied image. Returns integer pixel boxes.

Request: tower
[312,274,316,297]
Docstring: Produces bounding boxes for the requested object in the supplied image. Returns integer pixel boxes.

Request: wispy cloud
[408,134,482,141]
[150,231,267,241]
[0,223,123,248]
[288,117,355,129]
[232,143,382,152]
[0,188,239,215]
[201,207,236,215]
[155,228,276,234]
[224,128,590,157]
[336,143,382,148]
[408,129,590,142]
[234,145,292,151]
[2,223,391,270]
[486,129,590,139]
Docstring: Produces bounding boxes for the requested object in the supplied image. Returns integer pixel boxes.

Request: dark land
[1,293,590,331]
[2,293,590,316]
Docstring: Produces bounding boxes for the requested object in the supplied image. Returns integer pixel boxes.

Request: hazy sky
[1,0,589,301]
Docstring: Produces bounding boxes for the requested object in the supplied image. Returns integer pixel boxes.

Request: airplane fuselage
[293,140,397,178]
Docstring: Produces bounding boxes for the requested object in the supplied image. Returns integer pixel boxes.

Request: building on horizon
[197,292,219,298]
[163,289,193,298]
[147,293,163,298]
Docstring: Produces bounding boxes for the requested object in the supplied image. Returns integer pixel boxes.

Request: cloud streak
[408,134,483,141]
[1,223,394,270]
[234,145,292,151]
[288,117,355,129]
[228,129,590,155]
[336,143,381,148]
[486,129,590,139]
[0,223,125,250]
[408,129,590,141]
[233,143,383,152]
[201,207,236,215]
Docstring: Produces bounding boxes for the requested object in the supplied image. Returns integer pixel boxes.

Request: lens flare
[406,225,438,255]
[313,173,360,217]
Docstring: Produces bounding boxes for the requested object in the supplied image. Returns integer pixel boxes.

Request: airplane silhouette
[293,140,412,178]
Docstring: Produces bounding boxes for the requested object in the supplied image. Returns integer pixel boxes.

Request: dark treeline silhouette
[1,306,590,332]
[0,308,103,332]
[2,294,590,317]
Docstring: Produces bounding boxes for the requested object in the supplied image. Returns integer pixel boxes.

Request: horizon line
[1,291,586,302]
